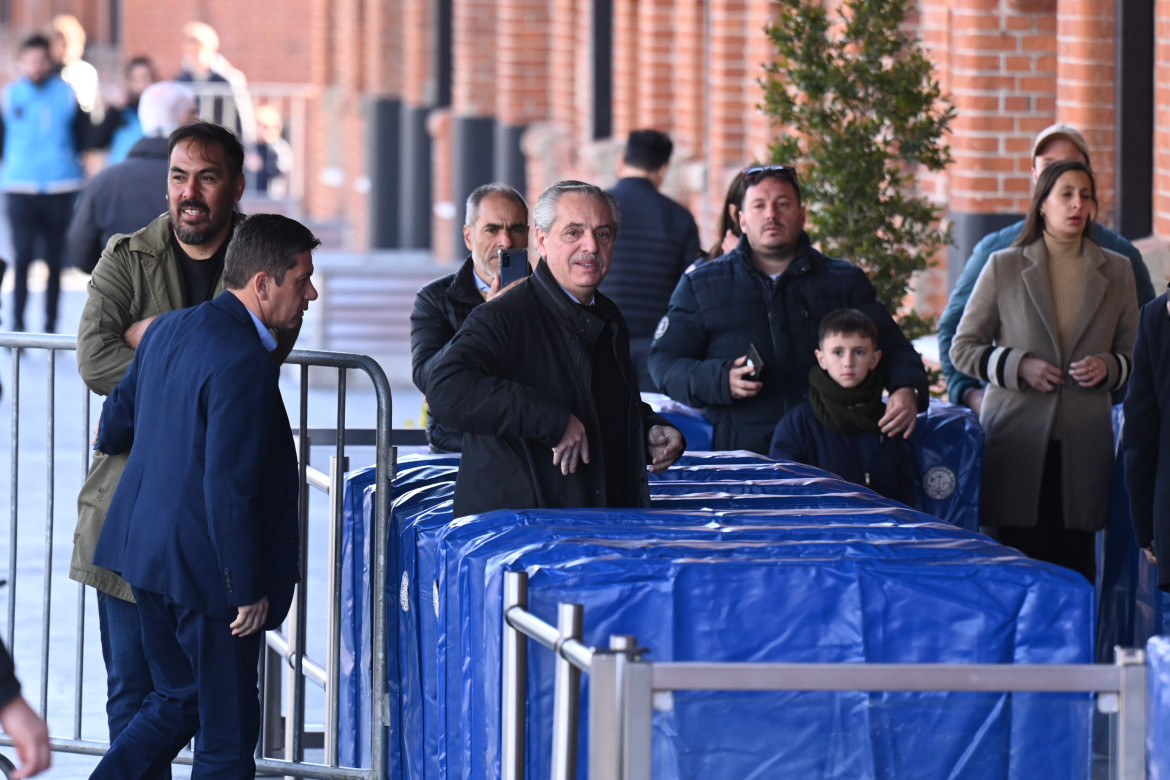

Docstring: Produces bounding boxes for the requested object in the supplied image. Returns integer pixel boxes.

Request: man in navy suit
[90,213,320,779]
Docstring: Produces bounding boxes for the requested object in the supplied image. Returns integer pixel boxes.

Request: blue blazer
[93,292,299,629]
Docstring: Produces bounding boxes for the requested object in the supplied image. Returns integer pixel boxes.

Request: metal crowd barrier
[0,334,393,779]
[501,570,1150,780]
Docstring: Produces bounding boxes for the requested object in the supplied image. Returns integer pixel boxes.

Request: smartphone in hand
[745,343,765,381]
[497,248,530,287]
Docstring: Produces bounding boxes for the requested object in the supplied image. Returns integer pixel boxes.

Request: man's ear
[815,348,827,371]
[252,271,270,300]
[463,224,474,253]
[869,349,883,370]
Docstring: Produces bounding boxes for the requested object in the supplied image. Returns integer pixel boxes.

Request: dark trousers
[996,441,1096,582]
[91,588,262,780]
[5,191,74,332]
[97,591,172,780]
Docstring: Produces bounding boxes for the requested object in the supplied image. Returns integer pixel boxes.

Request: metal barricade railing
[501,570,1150,780]
[0,334,393,779]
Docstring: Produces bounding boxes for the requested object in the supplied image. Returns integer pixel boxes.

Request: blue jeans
[92,588,261,780]
[97,591,173,780]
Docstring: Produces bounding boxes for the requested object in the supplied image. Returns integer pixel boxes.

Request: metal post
[1115,647,1147,780]
[502,571,528,780]
[325,453,348,766]
[40,352,55,716]
[551,603,584,780]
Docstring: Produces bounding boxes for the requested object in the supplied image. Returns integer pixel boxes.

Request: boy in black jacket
[769,309,918,506]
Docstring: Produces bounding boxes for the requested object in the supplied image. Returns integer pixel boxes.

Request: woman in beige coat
[950,159,1138,581]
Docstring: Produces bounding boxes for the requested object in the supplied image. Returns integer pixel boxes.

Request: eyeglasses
[742,165,799,185]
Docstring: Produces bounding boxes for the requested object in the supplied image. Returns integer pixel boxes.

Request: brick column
[495,0,552,194]
[400,0,442,249]
[633,0,674,131]
[1056,0,1117,221]
[611,0,638,137]
[1154,0,1170,238]
[671,0,706,158]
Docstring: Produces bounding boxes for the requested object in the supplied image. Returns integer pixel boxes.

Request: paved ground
[0,261,422,777]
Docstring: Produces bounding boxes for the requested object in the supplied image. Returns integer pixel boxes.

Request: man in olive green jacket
[73,121,298,776]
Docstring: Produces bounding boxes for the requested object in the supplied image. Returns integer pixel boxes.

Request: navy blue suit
[91,291,299,778]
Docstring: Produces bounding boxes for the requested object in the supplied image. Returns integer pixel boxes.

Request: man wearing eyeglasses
[649,165,929,456]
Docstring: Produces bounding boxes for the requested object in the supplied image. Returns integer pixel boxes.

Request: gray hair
[464,183,528,227]
[532,180,621,234]
[138,81,197,137]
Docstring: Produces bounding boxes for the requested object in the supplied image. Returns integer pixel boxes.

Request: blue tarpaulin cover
[1147,635,1170,779]
[339,451,1093,778]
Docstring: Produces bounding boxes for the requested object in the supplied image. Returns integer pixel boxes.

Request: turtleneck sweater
[1042,230,1085,440]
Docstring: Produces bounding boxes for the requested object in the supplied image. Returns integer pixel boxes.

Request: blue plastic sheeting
[439,513,1092,779]
[340,451,1094,778]
[1147,635,1170,779]
[909,400,983,530]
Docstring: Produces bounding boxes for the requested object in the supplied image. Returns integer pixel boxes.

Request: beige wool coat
[950,238,1138,531]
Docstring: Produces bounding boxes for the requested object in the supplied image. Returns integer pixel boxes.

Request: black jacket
[66,136,169,273]
[1123,293,1170,589]
[769,401,919,508]
[426,260,675,518]
[410,256,485,451]
[649,232,928,455]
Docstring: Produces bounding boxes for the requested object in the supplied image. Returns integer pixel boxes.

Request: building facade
[2,0,1164,315]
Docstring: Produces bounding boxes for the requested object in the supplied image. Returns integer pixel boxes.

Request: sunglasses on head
[742,165,798,185]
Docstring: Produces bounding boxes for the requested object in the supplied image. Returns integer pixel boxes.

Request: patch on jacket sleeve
[654,316,670,341]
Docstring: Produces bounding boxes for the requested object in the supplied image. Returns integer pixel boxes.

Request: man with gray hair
[66,81,198,273]
[427,180,685,516]
[410,182,530,451]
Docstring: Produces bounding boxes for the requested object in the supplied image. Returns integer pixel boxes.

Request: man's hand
[647,425,685,473]
[123,315,158,349]
[879,387,918,439]
[552,415,590,475]
[1068,355,1107,389]
[231,596,270,637]
[1144,545,1158,565]
[0,694,50,778]
[485,275,524,302]
[962,387,984,415]
[1019,356,1064,393]
[729,355,763,400]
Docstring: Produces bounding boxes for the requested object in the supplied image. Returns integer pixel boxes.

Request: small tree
[762,0,955,342]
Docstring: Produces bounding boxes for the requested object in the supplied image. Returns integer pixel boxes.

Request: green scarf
[807,366,885,434]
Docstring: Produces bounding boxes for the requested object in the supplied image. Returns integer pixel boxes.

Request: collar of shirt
[473,270,491,294]
[557,283,594,306]
[246,307,278,352]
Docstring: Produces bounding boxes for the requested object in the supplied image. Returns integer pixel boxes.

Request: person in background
[938,122,1154,413]
[247,104,293,198]
[176,21,256,145]
[707,169,745,260]
[0,33,88,332]
[49,14,100,117]
[600,129,702,390]
[411,183,530,452]
[770,308,918,507]
[68,81,197,274]
[950,160,1137,581]
[90,56,158,164]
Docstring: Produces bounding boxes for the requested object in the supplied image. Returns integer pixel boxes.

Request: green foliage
[762,0,955,345]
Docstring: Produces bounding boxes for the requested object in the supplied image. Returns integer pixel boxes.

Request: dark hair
[125,55,157,79]
[223,214,321,290]
[739,165,802,207]
[168,121,245,180]
[818,309,878,348]
[1014,158,1096,247]
[623,129,673,171]
[464,183,528,227]
[20,34,51,53]
[708,169,746,259]
[533,180,621,235]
